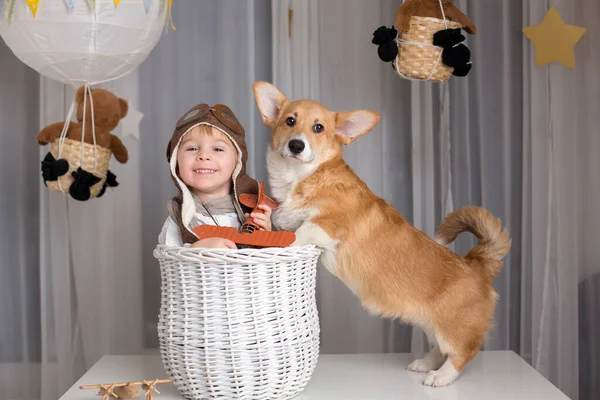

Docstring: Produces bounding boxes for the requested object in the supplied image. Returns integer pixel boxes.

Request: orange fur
[253,81,511,387]
[395,0,477,34]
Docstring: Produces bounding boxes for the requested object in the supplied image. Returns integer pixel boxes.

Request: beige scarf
[193,194,236,217]
[168,193,237,229]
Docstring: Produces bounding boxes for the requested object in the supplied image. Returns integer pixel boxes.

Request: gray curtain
[2,0,599,399]
[0,39,41,399]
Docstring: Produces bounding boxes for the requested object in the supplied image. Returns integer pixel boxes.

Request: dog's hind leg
[422,331,482,387]
[407,329,446,373]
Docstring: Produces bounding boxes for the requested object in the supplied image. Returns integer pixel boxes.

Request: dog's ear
[253,81,289,128]
[335,110,380,144]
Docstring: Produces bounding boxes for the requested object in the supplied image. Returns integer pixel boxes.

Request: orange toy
[193,181,296,248]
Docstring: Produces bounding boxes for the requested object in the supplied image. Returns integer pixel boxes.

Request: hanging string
[56,99,77,194]
[55,83,102,194]
[79,83,99,175]
[57,100,76,159]
[86,84,98,172]
[438,0,448,30]
[80,85,87,166]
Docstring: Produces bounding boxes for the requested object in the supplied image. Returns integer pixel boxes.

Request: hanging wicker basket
[155,244,322,400]
[47,138,111,199]
[394,16,462,83]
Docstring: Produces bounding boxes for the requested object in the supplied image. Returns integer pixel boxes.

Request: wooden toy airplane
[193,181,296,248]
[79,378,172,400]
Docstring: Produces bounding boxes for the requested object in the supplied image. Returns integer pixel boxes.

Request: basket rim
[51,137,112,154]
[154,243,322,265]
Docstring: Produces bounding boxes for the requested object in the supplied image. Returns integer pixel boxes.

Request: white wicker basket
[154,244,322,400]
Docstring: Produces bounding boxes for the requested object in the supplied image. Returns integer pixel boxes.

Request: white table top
[60,351,569,400]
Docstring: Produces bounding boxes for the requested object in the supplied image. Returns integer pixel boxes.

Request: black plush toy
[372,26,399,63]
[96,170,119,198]
[41,152,69,185]
[69,168,102,201]
[433,28,472,77]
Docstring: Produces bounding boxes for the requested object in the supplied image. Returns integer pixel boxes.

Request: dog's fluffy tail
[435,206,511,278]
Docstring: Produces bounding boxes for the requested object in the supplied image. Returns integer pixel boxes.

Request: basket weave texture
[155,244,322,400]
[395,16,462,82]
[48,138,111,198]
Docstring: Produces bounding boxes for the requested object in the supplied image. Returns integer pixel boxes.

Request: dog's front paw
[408,358,438,373]
[423,362,460,387]
[291,234,311,247]
[291,222,313,247]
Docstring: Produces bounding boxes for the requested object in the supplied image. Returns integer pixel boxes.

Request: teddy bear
[395,0,476,34]
[36,86,129,201]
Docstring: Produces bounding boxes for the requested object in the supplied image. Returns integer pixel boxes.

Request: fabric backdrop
[1,1,598,399]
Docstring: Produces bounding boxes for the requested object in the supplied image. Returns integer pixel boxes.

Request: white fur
[266,145,339,273]
[266,146,318,201]
[336,111,379,141]
[267,145,319,233]
[280,133,314,163]
[423,359,460,387]
[256,85,285,122]
[417,333,459,386]
[293,221,339,274]
[434,235,448,246]
[434,334,454,357]
[407,346,446,373]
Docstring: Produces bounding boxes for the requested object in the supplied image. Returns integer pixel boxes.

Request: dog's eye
[286,117,296,127]
[312,123,324,133]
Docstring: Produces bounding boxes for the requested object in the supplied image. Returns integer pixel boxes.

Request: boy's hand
[191,237,237,249]
[245,204,273,231]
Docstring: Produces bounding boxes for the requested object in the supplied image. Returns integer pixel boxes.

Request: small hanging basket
[39,85,123,201]
[394,16,462,83]
[46,138,112,199]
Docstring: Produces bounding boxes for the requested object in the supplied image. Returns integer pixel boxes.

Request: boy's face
[176,127,238,200]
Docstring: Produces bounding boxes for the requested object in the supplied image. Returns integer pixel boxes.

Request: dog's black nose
[288,139,305,155]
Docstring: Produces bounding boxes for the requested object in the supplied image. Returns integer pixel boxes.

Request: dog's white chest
[267,149,318,232]
[266,148,339,273]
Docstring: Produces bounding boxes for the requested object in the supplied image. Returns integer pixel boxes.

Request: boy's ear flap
[253,81,289,128]
[335,110,380,145]
[166,141,172,160]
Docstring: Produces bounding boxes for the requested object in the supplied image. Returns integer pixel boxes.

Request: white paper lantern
[0,0,167,85]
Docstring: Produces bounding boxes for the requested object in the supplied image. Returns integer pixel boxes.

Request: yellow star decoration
[523,7,586,69]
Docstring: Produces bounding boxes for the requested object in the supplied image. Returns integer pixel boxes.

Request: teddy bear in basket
[373,0,477,79]
[36,86,129,201]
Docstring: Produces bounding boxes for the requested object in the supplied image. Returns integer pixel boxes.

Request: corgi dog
[252,81,511,387]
